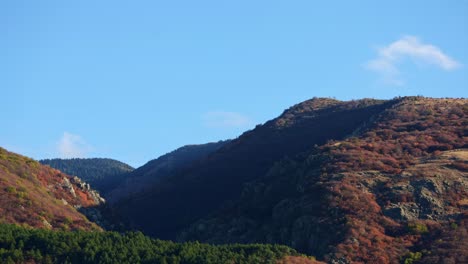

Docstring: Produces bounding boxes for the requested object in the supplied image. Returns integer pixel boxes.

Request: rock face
[381,176,459,222]
[58,176,108,227]
[70,176,105,205]
[59,176,105,207]
[62,177,76,198]
[384,203,420,221]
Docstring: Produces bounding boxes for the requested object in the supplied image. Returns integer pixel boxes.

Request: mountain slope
[112,97,467,263]
[0,147,104,231]
[107,140,229,202]
[114,98,397,239]
[179,97,468,263]
[40,158,134,195]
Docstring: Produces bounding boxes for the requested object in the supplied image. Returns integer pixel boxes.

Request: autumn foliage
[0,148,101,231]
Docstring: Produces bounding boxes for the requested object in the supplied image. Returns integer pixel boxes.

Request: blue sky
[1,0,467,167]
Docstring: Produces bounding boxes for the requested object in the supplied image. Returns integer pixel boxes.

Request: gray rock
[62,177,76,198]
[384,203,420,221]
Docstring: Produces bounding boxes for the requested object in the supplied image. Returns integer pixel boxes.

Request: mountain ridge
[107,140,230,203]
[110,96,467,263]
[113,97,399,239]
[179,97,468,262]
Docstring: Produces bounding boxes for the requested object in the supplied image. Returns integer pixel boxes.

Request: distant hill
[0,147,104,231]
[40,158,134,195]
[112,97,467,263]
[106,141,229,203]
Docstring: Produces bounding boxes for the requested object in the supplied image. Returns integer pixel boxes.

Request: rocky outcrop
[62,177,76,198]
[42,219,52,229]
[69,176,106,205]
[381,161,467,223]
[59,176,105,206]
[384,203,420,221]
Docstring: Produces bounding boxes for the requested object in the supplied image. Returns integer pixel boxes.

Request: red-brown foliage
[319,97,468,263]
[0,147,101,231]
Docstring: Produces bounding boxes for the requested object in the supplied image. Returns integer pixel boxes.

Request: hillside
[180,97,468,263]
[106,140,229,203]
[112,97,467,263]
[40,158,134,195]
[113,98,396,238]
[0,147,104,231]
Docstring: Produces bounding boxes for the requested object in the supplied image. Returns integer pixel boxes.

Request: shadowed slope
[115,98,396,240]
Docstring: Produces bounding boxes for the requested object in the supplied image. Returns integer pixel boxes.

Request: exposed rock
[384,203,420,221]
[42,219,52,229]
[412,178,444,195]
[88,190,106,205]
[69,175,106,205]
[417,187,445,218]
[329,257,350,264]
[62,177,76,198]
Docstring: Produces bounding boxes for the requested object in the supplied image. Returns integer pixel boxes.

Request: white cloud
[202,111,253,128]
[57,132,93,158]
[366,35,461,85]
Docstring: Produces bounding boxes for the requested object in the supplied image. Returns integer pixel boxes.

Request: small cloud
[365,35,461,85]
[57,132,93,158]
[202,111,253,128]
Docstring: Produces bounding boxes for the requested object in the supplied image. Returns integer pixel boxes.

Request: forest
[0,224,312,264]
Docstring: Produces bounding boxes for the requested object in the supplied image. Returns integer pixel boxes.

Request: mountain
[40,158,134,195]
[112,97,467,263]
[113,98,395,237]
[181,97,467,263]
[0,147,104,231]
[107,140,229,202]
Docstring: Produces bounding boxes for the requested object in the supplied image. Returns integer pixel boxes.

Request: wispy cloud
[202,111,253,128]
[57,132,93,158]
[365,35,461,85]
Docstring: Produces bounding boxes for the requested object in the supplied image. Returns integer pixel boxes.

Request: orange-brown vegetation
[319,97,467,263]
[0,147,101,231]
[277,256,325,264]
[175,97,466,263]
